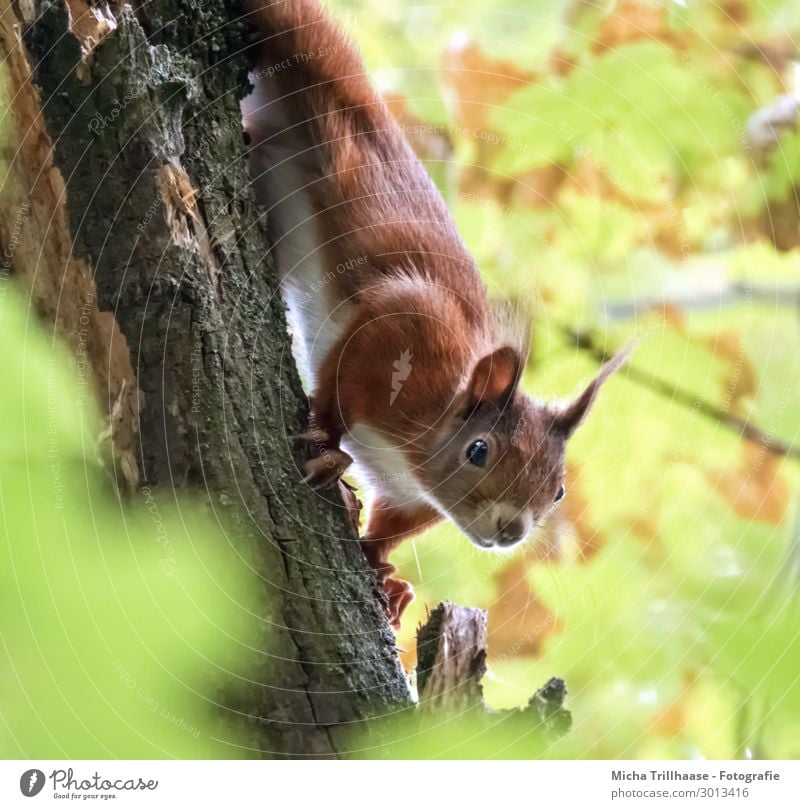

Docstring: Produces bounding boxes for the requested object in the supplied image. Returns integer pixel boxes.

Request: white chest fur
[345,423,433,510]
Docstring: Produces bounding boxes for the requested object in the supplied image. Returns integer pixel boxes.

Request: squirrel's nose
[495,516,526,547]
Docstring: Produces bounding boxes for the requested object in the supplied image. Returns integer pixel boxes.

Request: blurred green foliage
[0,290,260,758]
[341,0,800,758]
[3,0,800,763]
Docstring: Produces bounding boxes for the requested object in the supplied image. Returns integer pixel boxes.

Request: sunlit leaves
[348,0,800,759]
[493,41,749,199]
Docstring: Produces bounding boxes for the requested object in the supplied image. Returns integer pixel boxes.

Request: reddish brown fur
[242,0,485,307]
[241,0,629,627]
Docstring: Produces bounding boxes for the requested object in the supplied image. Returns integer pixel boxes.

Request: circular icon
[19,769,45,797]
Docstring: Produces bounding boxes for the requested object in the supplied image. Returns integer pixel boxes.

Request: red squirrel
[240,0,630,627]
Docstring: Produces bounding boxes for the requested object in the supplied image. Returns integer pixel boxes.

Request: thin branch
[562,327,800,462]
[602,282,800,322]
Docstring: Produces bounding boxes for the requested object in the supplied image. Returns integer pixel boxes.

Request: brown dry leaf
[649,208,697,259]
[562,463,607,561]
[549,45,578,79]
[703,329,758,415]
[439,35,538,198]
[593,0,683,55]
[569,151,668,206]
[647,301,687,333]
[719,0,749,27]
[649,670,700,738]
[629,511,662,545]
[487,553,560,658]
[652,227,689,260]
[706,441,790,524]
[513,164,567,209]
[440,33,535,135]
[572,153,614,198]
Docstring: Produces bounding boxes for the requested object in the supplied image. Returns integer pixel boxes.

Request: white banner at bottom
[0,760,796,807]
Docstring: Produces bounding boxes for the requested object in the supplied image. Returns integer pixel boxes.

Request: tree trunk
[4,0,412,758]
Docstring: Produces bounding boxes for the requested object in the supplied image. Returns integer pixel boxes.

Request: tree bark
[6,0,413,758]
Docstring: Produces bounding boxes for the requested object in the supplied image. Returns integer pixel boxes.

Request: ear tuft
[552,341,636,436]
[467,346,523,409]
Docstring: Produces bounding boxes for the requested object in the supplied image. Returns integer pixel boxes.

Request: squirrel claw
[303,449,353,489]
[361,556,414,628]
[383,576,414,629]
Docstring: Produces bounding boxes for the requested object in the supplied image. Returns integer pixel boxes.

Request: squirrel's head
[420,343,631,550]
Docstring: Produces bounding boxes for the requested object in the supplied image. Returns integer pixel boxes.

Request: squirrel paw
[293,427,330,447]
[303,449,353,489]
[383,576,415,629]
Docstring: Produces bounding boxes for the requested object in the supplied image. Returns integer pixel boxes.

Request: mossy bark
[10,0,412,757]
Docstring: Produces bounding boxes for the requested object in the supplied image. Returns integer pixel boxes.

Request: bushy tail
[240,0,480,306]
[241,0,387,164]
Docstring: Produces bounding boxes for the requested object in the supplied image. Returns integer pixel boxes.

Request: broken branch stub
[417,602,487,711]
[416,602,572,741]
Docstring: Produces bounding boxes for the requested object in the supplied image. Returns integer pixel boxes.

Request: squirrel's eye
[465,439,488,467]
[554,484,566,503]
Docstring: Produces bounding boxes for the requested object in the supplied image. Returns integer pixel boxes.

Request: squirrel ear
[467,346,523,409]
[552,342,635,437]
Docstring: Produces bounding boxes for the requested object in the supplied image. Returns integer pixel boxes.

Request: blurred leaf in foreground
[0,290,262,758]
